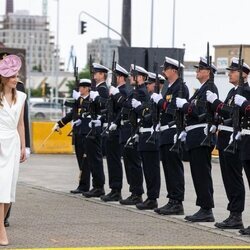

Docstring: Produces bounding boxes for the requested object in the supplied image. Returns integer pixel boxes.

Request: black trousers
[242,160,250,189]
[123,144,144,195]
[160,144,185,202]
[86,135,105,188]
[140,151,160,200]
[74,135,90,191]
[189,146,214,209]
[106,134,123,191]
[219,149,245,213]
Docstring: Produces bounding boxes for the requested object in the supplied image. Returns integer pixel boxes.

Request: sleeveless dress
[0,90,26,203]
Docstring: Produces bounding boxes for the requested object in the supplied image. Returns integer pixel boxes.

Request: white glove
[109,122,117,131]
[90,91,99,101]
[235,131,242,140]
[131,98,141,108]
[109,86,119,95]
[234,94,246,107]
[151,93,162,104]
[73,119,82,127]
[132,134,139,143]
[174,131,187,143]
[72,90,80,100]
[25,147,31,158]
[203,124,217,136]
[176,97,188,108]
[178,130,187,142]
[174,133,177,144]
[155,123,161,132]
[88,119,101,128]
[206,90,218,104]
[52,122,60,132]
[229,131,242,144]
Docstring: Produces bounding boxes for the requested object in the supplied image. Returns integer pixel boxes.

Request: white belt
[242,129,250,135]
[218,125,233,133]
[121,120,129,125]
[160,124,176,131]
[185,123,207,132]
[139,127,152,133]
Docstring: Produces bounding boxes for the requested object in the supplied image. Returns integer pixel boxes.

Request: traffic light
[80,21,87,34]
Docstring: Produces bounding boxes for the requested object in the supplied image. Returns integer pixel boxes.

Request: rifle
[125,62,140,148]
[101,51,116,136]
[86,54,97,139]
[224,45,244,154]
[169,58,185,153]
[73,56,79,91]
[146,61,160,144]
[200,42,216,147]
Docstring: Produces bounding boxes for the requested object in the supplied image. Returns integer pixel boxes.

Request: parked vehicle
[30,102,63,120]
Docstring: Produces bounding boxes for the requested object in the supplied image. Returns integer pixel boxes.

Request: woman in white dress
[0,55,26,246]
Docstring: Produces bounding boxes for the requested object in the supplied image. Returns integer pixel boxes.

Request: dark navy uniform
[134,83,161,204]
[58,95,91,192]
[157,78,189,205]
[86,81,109,191]
[211,85,250,215]
[104,86,124,195]
[236,88,250,235]
[182,80,218,211]
[239,99,250,188]
[112,85,144,203]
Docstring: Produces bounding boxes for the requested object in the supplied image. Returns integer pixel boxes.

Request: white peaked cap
[198,56,217,72]
[79,78,91,84]
[148,72,156,79]
[115,63,129,76]
[130,64,148,76]
[162,56,185,69]
[92,63,109,73]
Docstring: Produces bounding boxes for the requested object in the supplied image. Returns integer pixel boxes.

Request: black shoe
[82,188,105,198]
[70,188,87,194]
[215,212,244,229]
[119,194,143,205]
[4,219,9,227]
[184,208,215,222]
[100,190,122,202]
[154,199,184,215]
[136,198,158,210]
[239,226,250,235]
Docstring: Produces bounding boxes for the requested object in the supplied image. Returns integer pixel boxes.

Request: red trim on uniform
[216,103,224,113]
[187,105,192,115]
[245,105,250,115]
[162,101,168,111]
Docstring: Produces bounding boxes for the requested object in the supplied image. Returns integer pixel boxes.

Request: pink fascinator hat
[0,55,22,77]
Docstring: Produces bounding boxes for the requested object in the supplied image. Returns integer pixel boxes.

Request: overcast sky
[1,0,250,71]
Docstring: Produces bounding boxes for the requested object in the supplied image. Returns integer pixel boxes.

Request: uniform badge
[166,94,172,102]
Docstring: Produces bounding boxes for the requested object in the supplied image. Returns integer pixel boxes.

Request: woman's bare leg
[4,203,11,218]
[0,203,8,245]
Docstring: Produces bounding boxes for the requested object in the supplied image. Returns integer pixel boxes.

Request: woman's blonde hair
[0,76,17,107]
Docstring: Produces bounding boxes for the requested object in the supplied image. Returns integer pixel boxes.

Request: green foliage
[66,65,91,96]
[30,87,43,97]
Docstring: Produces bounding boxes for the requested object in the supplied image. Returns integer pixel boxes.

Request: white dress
[0,90,26,203]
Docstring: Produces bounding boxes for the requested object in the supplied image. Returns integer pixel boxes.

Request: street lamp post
[150,0,154,47]
[172,0,176,48]
[78,10,130,47]
[54,0,60,104]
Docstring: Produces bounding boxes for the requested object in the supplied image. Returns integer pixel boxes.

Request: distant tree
[66,65,91,96]
[30,87,43,97]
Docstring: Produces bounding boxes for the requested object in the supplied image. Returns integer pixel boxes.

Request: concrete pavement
[4,154,250,249]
